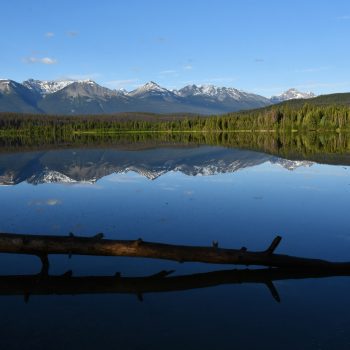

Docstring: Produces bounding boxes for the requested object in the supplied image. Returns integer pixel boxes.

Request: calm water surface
[0,145,350,349]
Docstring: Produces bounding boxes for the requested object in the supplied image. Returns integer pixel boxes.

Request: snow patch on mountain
[128,81,172,97]
[0,79,11,92]
[176,84,242,100]
[270,88,316,103]
[175,84,271,104]
[272,159,313,171]
[23,79,75,96]
[22,79,110,97]
[27,170,98,185]
[27,170,78,185]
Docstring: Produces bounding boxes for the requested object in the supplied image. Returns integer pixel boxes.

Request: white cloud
[45,32,54,38]
[41,57,57,64]
[24,56,57,65]
[183,64,193,70]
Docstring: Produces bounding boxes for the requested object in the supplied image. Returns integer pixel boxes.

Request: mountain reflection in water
[0,146,313,185]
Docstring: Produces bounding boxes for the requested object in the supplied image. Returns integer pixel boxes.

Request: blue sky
[1,0,350,96]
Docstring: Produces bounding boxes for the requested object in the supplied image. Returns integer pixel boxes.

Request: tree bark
[0,232,349,271]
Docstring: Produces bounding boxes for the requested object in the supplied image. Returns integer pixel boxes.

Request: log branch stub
[137,292,144,302]
[24,293,30,304]
[264,280,281,302]
[265,236,282,255]
[37,254,49,275]
[93,233,104,240]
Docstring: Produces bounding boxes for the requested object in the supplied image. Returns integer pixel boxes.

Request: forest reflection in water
[1,131,350,164]
[0,130,350,188]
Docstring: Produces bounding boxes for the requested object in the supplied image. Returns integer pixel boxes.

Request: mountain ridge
[0,78,315,115]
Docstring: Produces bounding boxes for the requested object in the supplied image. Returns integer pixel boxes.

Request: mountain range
[0,78,315,115]
[0,147,313,186]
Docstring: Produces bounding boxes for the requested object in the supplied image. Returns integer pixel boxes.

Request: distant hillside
[227,92,350,119]
[276,92,350,108]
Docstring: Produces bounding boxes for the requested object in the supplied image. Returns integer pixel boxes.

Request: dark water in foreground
[0,143,350,349]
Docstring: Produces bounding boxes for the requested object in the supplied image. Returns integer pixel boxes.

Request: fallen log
[1,267,350,303]
[0,232,349,273]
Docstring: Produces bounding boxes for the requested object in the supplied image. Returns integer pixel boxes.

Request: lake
[0,134,350,349]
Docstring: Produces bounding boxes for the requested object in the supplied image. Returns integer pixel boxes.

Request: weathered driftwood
[1,267,350,303]
[0,232,350,273]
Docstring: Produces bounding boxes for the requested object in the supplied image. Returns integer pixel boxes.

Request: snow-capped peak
[282,88,315,99]
[22,79,102,96]
[23,79,75,96]
[270,88,316,103]
[143,81,164,90]
[176,84,258,101]
[128,81,170,97]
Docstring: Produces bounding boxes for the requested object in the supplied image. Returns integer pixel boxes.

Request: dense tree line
[0,103,350,135]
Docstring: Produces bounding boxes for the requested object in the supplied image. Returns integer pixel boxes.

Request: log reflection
[1,267,350,303]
